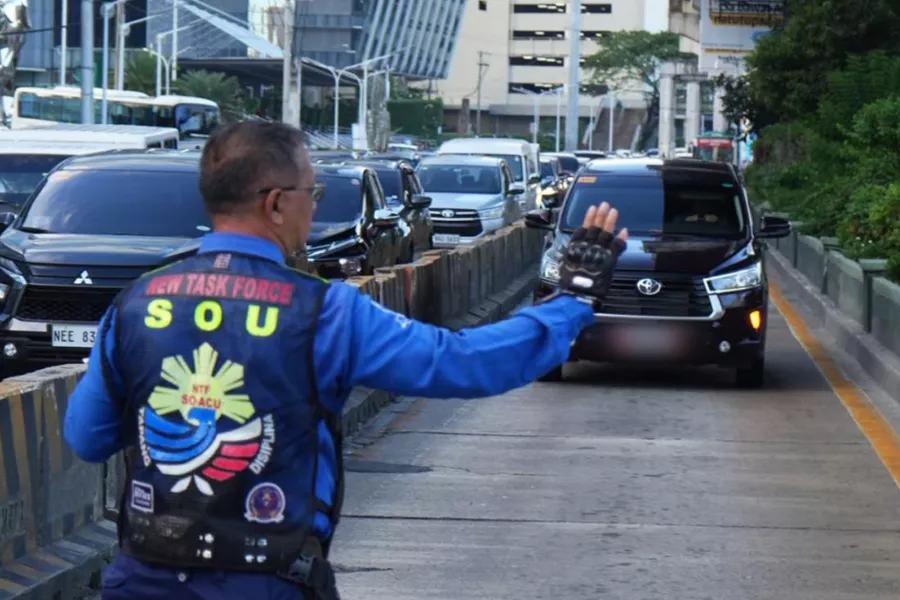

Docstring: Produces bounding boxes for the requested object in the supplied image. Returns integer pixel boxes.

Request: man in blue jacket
[64,121,627,600]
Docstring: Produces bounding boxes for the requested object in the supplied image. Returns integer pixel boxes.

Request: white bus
[11,87,221,141]
[0,124,180,149]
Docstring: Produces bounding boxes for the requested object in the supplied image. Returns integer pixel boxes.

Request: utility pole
[475,51,488,135]
[80,0,95,123]
[113,1,125,88]
[281,9,295,125]
[564,0,581,150]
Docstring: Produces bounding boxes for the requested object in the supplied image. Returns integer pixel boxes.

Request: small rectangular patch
[577,176,597,183]
[213,253,232,269]
[130,481,154,514]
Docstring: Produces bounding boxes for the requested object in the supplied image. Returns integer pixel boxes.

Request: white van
[0,124,180,149]
[0,141,122,213]
[437,137,541,212]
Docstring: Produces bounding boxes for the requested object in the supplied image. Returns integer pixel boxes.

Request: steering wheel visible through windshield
[417,165,502,195]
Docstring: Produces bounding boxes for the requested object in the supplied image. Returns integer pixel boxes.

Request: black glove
[557,225,627,303]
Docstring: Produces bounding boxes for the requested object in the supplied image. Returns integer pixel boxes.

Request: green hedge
[746,51,900,281]
[387,98,444,140]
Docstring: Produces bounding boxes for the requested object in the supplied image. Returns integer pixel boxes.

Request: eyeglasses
[257,181,326,202]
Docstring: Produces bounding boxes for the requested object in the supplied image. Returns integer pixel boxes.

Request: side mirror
[0,212,16,232]
[528,173,541,184]
[524,209,554,230]
[373,209,401,228]
[508,182,526,195]
[757,215,792,239]
[409,194,432,209]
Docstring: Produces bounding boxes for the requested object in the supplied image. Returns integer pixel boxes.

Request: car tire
[538,364,564,382]
[735,357,765,389]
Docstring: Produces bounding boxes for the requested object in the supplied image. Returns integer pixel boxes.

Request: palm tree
[174,70,247,122]
[124,50,158,96]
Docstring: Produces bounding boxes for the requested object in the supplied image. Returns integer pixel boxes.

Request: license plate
[51,324,98,348]
[609,325,683,357]
[433,234,461,245]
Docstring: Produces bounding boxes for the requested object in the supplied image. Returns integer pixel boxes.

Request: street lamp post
[114,11,158,91]
[153,22,197,96]
[302,53,402,150]
[555,85,563,152]
[513,86,562,145]
[101,2,114,124]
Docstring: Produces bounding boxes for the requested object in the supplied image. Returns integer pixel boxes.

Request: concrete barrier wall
[825,251,867,329]
[0,222,544,599]
[872,277,900,357]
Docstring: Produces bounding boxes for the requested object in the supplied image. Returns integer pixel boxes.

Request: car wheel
[735,356,765,389]
[538,364,564,382]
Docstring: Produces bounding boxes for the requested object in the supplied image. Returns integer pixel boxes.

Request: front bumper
[431,216,505,247]
[534,280,767,368]
[0,318,95,373]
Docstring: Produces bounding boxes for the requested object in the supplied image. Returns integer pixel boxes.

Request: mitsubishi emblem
[636,278,662,296]
[74,270,93,285]
[441,209,455,217]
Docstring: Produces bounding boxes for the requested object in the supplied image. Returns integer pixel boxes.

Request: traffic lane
[331,307,900,599]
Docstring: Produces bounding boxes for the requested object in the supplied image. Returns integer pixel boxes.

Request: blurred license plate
[434,234,461,244]
[609,325,683,357]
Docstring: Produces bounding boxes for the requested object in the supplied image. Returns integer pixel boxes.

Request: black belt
[122,510,323,574]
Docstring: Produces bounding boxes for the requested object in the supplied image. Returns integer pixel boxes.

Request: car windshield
[561,174,746,239]
[418,165,502,194]
[375,170,404,207]
[314,175,363,222]
[19,169,211,236]
[540,161,556,177]
[484,154,523,180]
[0,154,71,209]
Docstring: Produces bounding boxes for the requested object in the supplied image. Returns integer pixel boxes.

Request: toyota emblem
[636,278,662,296]
[441,209,455,217]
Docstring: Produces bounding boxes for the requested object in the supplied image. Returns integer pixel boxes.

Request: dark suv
[307,164,409,278]
[341,159,434,258]
[526,158,791,388]
[0,150,209,375]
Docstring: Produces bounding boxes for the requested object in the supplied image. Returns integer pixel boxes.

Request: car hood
[0,230,198,267]
[551,232,748,274]
[427,192,504,210]
[307,221,358,247]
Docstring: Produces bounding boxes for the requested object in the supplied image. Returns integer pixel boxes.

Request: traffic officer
[63,120,628,600]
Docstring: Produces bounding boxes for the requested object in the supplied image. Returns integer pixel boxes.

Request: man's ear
[264,189,284,225]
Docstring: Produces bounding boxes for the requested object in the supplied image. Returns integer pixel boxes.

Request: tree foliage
[584,31,693,148]
[174,70,248,122]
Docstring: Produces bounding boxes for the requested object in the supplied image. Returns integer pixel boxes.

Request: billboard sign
[699,0,784,72]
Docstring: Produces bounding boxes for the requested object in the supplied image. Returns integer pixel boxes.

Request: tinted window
[19,169,211,236]
[561,174,746,238]
[0,154,71,208]
[555,155,580,172]
[375,169,404,207]
[418,165,502,194]
[540,161,556,177]
[314,175,363,222]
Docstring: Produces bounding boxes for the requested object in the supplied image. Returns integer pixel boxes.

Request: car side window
[407,170,423,196]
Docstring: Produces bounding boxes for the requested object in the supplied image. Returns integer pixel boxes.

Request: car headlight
[704,262,762,294]
[339,257,364,276]
[540,252,561,283]
[479,206,504,220]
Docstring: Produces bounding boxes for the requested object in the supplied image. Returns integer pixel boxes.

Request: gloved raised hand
[557,202,628,303]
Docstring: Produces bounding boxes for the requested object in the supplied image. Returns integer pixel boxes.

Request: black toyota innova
[526,157,791,388]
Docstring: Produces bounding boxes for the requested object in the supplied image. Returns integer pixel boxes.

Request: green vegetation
[725,0,900,279]
[584,30,693,149]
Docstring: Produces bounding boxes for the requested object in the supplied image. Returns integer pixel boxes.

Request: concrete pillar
[713,86,728,132]
[658,64,677,158]
[684,81,701,143]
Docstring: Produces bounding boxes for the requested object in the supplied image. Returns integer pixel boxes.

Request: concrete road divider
[0,223,544,600]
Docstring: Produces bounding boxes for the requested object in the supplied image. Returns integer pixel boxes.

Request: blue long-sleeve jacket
[63,232,593,529]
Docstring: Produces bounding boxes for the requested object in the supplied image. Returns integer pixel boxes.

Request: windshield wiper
[17,226,51,234]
